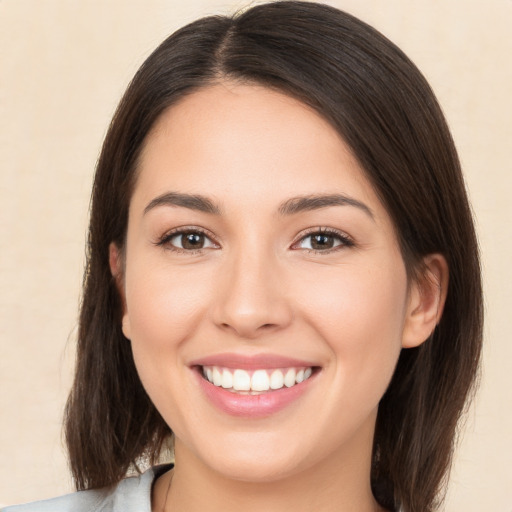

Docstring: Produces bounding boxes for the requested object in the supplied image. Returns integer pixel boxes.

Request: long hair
[65,3,483,511]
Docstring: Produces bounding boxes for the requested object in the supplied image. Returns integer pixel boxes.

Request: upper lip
[189,352,319,370]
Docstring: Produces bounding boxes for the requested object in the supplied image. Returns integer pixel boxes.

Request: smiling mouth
[201,366,315,394]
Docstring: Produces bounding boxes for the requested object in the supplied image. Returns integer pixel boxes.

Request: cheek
[299,257,407,334]
[122,256,217,439]
[122,253,214,402]
[296,259,408,395]
[125,259,210,344]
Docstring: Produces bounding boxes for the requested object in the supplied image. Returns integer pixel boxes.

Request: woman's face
[118,83,419,482]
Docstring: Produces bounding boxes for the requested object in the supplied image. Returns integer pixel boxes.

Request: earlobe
[109,242,125,288]
[121,314,132,340]
[109,242,131,340]
[401,254,449,349]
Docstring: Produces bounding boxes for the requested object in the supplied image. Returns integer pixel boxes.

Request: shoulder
[1,465,172,512]
[1,486,114,512]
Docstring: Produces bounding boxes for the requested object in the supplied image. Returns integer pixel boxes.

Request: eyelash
[155,226,218,255]
[294,227,355,253]
[155,226,355,255]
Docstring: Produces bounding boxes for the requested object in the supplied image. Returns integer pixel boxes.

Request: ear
[109,242,131,340]
[401,254,449,349]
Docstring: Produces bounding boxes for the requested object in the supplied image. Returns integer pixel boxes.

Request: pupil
[312,234,333,250]
[183,233,204,249]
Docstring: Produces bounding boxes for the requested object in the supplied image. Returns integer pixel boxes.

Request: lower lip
[194,368,316,418]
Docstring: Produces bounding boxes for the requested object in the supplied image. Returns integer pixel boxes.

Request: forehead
[134,82,387,221]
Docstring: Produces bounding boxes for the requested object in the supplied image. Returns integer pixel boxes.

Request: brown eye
[178,232,206,249]
[159,229,218,252]
[310,233,336,250]
[296,229,354,253]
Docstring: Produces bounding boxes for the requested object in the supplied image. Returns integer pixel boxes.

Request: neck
[155,426,385,512]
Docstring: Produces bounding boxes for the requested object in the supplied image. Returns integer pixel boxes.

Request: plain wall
[1,0,511,509]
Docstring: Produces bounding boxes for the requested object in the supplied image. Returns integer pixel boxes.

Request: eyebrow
[144,191,374,220]
[278,194,374,219]
[144,192,221,215]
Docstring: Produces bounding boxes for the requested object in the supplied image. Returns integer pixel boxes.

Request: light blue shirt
[1,465,171,512]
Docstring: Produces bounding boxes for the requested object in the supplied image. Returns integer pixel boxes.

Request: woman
[3,1,482,511]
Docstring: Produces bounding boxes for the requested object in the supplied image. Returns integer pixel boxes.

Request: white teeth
[233,369,251,391]
[251,370,270,391]
[284,368,296,387]
[212,367,222,386]
[221,369,233,389]
[203,365,314,392]
[270,369,284,390]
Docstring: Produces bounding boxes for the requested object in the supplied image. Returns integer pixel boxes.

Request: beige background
[1,0,511,509]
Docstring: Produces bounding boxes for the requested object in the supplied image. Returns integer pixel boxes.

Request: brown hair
[65,2,483,511]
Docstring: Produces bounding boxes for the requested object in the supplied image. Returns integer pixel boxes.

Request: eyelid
[291,227,355,254]
[154,225,354,255]
[155,225,220,253]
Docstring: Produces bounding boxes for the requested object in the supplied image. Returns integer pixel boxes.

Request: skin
[110,82,448,512]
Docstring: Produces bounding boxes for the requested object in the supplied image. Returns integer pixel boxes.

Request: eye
[294,228,354,253]
[156,227,218,253]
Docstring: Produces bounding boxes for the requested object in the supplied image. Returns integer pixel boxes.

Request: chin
[182,428,313,484]
[209,454,305,484]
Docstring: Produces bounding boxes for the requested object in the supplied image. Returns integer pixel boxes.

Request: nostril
[218,320,279,337]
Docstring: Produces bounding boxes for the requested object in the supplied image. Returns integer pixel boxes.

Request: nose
[212,248,293,340]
